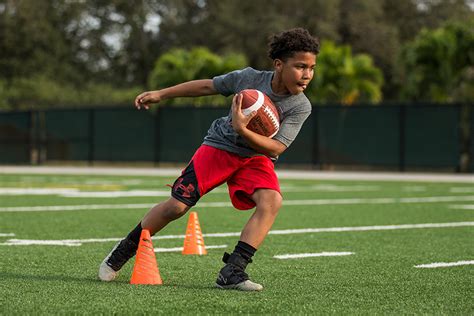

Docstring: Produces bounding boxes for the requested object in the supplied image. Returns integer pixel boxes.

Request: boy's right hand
[134,91,162,110]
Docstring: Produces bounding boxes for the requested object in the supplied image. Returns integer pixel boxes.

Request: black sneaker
[215,252,263,291]
[98,238,138,281]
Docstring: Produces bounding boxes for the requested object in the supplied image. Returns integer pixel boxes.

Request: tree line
[0,0,473,109]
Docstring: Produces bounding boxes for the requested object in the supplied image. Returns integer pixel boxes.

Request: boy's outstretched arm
[231,94,287,159]
[135,79,217,110]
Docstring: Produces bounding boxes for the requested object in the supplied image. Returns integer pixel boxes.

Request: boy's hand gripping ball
[240,89,280,138]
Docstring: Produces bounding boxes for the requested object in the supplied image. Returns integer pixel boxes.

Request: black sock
[233,241,257,262]
[126,222,142,245]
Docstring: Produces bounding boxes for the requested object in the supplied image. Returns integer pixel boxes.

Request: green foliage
[0,1,88,83]
[0,0,147,109]
[1,1,473,109]
[398,20,474,102]
[148,43,383,106]
[148,47,247,106]
[308,41,384,105]
[1,75,142,110]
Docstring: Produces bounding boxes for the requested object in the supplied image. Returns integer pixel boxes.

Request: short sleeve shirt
[203,67,312,158]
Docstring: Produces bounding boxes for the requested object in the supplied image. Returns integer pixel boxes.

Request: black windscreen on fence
[45,110,91,161]
[405,105,460,168]
[93,109,155,161]
[0,112,30,163]
[277,111,314,165]
[157,107,229,162]
[316,106,400,166]
[0,104,472,172]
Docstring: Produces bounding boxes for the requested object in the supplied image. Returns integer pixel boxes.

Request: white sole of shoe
[98,260,118,281]
[98,242,120,281]
[215,280,263,291]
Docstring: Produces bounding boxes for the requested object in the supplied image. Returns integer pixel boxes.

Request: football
[240,89,280,138]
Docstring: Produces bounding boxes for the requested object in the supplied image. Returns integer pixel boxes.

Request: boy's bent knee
[253,189,282,212]
[162,197,191,220]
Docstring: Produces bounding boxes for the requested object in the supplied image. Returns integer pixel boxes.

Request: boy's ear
[273,59,283,72]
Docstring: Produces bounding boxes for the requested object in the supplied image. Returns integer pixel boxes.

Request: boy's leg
[216,189,282,291]
[99,145,232,282]
[141,197,191,234]
[240,189,282,248]
[98,197,190,281]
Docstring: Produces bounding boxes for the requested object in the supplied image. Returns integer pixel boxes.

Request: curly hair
[268,28,320,61]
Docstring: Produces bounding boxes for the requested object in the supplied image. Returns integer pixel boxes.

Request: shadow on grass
[0,271,104,284]
[0,271,218,290]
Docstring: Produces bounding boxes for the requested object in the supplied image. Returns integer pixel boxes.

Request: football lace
[263,106,279,129]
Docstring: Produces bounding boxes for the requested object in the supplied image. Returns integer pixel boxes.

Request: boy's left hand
[231,93,257,134]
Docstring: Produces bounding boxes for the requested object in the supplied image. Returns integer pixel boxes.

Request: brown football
[240,89,280,138]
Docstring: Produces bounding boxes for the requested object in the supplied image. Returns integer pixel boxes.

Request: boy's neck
[271,72,290,96]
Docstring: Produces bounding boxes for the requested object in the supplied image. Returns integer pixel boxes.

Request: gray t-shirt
[203,67,312,158]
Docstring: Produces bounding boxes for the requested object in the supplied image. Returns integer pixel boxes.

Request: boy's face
[274,52,317,95]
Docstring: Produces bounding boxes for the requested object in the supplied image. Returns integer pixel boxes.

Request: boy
[99,28,319,291]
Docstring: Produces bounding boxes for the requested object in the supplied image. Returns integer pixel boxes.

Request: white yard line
[267,222,474,235]
[0,188,173,197]
[402,186,427,192]
[274,252,354,259]
[0,204,153,212]
[0,166,183,177]
[281,184,379,192]
[276,171,474,183]
[3,195,474,212]
[0,233,15,237]
[2,237,124,246]
[0,188,78,195]
[414,260,474,268]
[0,186,379,197]
[1,166,473,183]
[154,244,227,253]
[449,205,474,210]
[1,221,473,246]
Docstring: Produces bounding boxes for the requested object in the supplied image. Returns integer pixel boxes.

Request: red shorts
[171,145,281,210]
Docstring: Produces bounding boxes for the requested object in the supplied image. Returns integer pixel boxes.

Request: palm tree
[307,41,384,105]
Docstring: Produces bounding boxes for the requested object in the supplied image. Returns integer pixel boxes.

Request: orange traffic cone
[130,229,163,285]
[182,211,207,255]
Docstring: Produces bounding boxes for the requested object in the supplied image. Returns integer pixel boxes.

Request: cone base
[130,277,162,285]
[182,247,207,255]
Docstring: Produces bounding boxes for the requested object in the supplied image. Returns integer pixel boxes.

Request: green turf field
[0,171,473,314]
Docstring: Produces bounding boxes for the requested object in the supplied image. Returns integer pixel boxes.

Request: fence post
[38,110,47,164]
[458,103,472,173]
[311,105,321,169]
[398,104,406,172]
[88,109,95,166]
[28,110,36,165]
[154,108,161,166]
